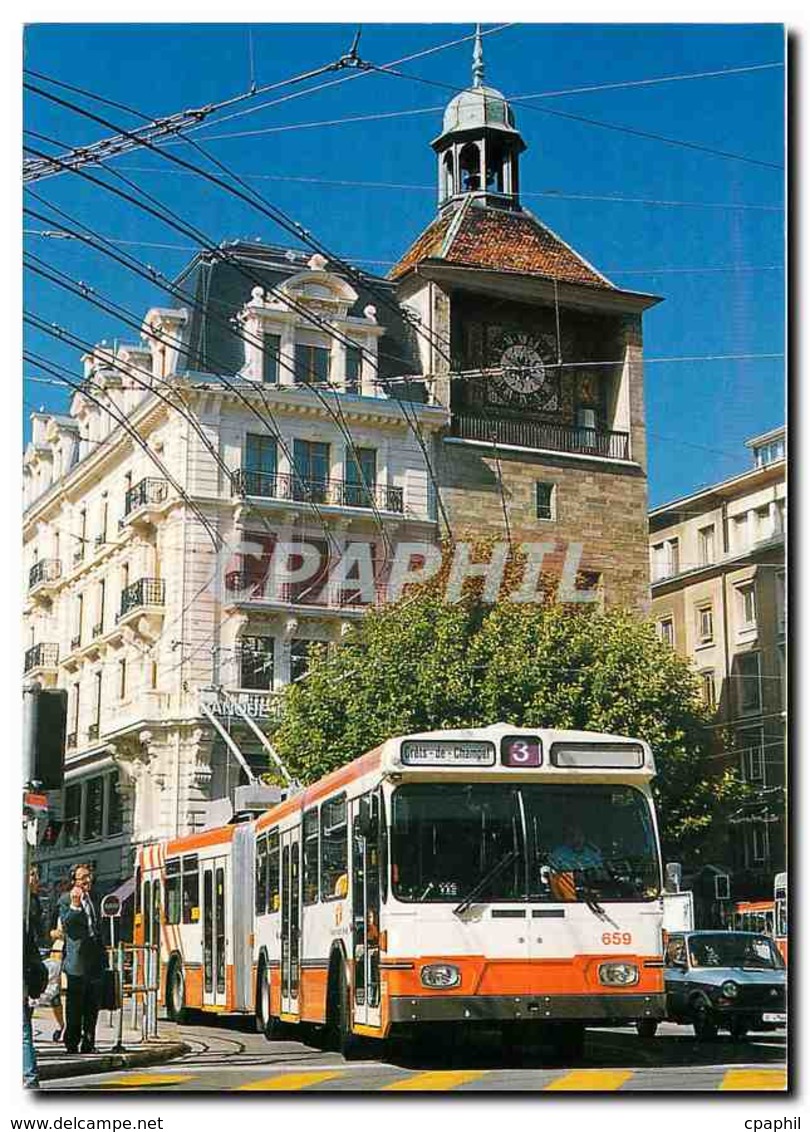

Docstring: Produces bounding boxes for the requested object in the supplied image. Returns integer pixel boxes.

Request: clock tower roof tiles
[390,203,614,290]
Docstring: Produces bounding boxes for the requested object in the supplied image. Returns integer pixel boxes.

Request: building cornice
[649,459,785,531]
[24,392,168,528]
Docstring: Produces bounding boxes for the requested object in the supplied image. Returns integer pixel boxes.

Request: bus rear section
[252,725,666,1054]
[135,822,254,1019]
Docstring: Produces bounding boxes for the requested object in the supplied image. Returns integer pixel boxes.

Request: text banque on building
[23,38,659,892]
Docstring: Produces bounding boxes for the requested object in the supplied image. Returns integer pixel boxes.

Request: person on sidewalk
[24,919,48,1088]
[59,864,106,1055]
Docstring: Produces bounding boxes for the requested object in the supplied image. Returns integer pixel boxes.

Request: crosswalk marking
[545,1070,634,1091]
[720,1069,787,1091]
[383,1070,489,1091]
[97,1073,195,1089]
[237,1070,343,1091]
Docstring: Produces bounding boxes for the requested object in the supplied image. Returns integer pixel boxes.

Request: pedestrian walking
[58,864,106,1054]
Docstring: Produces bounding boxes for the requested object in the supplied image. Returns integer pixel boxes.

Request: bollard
[113,942,125,1051]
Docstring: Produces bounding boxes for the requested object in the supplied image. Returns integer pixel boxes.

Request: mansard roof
[389,198,614,290]
[175,241,422,383]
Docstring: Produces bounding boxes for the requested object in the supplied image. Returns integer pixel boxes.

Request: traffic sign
[101,893,122,918]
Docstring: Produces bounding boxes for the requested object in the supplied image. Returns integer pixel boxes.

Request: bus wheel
[332,960,363,1061]
[166,959,187,1024]
[256,961,271,1036]
[636,1019,659,1039]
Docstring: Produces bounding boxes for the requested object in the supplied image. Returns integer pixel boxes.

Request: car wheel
[636,1019,659,1039]
[692,1002,718,1041]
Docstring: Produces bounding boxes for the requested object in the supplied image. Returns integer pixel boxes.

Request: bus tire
[256,959,271,1036]
[166,957,187,1024]
[328,953,363,1061]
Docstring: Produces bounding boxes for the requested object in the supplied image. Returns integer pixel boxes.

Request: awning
[105,875,135,904]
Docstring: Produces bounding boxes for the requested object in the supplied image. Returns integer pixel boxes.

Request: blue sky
[23,23,785,507]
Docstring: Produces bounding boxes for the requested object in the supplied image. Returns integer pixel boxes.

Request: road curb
[38,1042,190,1082]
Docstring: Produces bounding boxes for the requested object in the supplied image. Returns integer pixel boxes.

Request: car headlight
[420,963,461,989]
[721,980,739,999]
[598,962,639,986]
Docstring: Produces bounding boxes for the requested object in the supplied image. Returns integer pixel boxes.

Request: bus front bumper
[389,993,666,1025]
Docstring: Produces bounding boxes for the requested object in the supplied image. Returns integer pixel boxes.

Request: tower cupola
[431,26,526,211]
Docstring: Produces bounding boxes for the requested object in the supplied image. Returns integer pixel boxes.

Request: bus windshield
[391,783,660,904]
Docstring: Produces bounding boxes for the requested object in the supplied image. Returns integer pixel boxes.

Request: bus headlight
[721,980,739,999]
[421,963,461,989]
[598,962,639,986]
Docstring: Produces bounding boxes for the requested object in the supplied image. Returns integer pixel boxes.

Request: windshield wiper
[453,848,518,917]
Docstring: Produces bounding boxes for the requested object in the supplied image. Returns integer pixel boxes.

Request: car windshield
[391,783,660,904]
[688,934,784,970]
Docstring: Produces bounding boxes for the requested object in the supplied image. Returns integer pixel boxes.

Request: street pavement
[41,1018,787,1093]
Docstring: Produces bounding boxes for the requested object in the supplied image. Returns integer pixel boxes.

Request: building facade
[649,427,786,899]
[24,33,659,893]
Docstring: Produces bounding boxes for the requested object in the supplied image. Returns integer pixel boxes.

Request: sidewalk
[32,1008,188,1082]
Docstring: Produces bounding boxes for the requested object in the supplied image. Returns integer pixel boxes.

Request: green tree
[274,591,749,865]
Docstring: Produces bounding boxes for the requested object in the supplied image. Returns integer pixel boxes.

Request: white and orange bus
[136,723,666,1056]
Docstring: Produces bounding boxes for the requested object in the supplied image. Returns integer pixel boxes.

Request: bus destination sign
[400,740,495,767]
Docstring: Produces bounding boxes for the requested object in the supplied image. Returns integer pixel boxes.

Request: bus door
[202,856,228,1008]
[351,791,383,1030]
[280,827,301,1017]
[141,873,162,993]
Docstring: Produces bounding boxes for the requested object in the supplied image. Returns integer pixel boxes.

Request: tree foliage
[274,589,750,865]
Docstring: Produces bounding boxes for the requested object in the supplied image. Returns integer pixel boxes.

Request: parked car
[636,930,786,1040]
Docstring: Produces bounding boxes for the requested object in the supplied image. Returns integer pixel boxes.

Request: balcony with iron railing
[224,569,387,615]
[28,558,62,593]
[24,642,59,674]
[231,469,404,514]
[119,477,169,530]
[117,577,165,622]
[449,414,631,461]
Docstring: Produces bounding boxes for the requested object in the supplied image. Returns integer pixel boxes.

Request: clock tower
[389,29,662,611]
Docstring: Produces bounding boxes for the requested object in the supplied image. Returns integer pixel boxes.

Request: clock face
[495,332,559,409]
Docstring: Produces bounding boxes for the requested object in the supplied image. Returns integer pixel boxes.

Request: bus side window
[134,866,141,915]
[183,854,199,923]
[375,791,388,904]
[256,834,268,916]
[267,829,280,912]
[303,809,319,905]
[321,794,348,901]
[165,858,181,924]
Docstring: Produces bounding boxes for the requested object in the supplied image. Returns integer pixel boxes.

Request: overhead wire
[24,111,457,542]
[23,344,224,553]
[24,201,397,563]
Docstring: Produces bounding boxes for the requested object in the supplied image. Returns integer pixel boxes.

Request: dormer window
[345,345,362,393]
[295,344,330,383]
[262,333,281,384]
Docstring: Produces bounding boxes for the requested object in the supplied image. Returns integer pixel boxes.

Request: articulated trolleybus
[136,724,666,1054]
